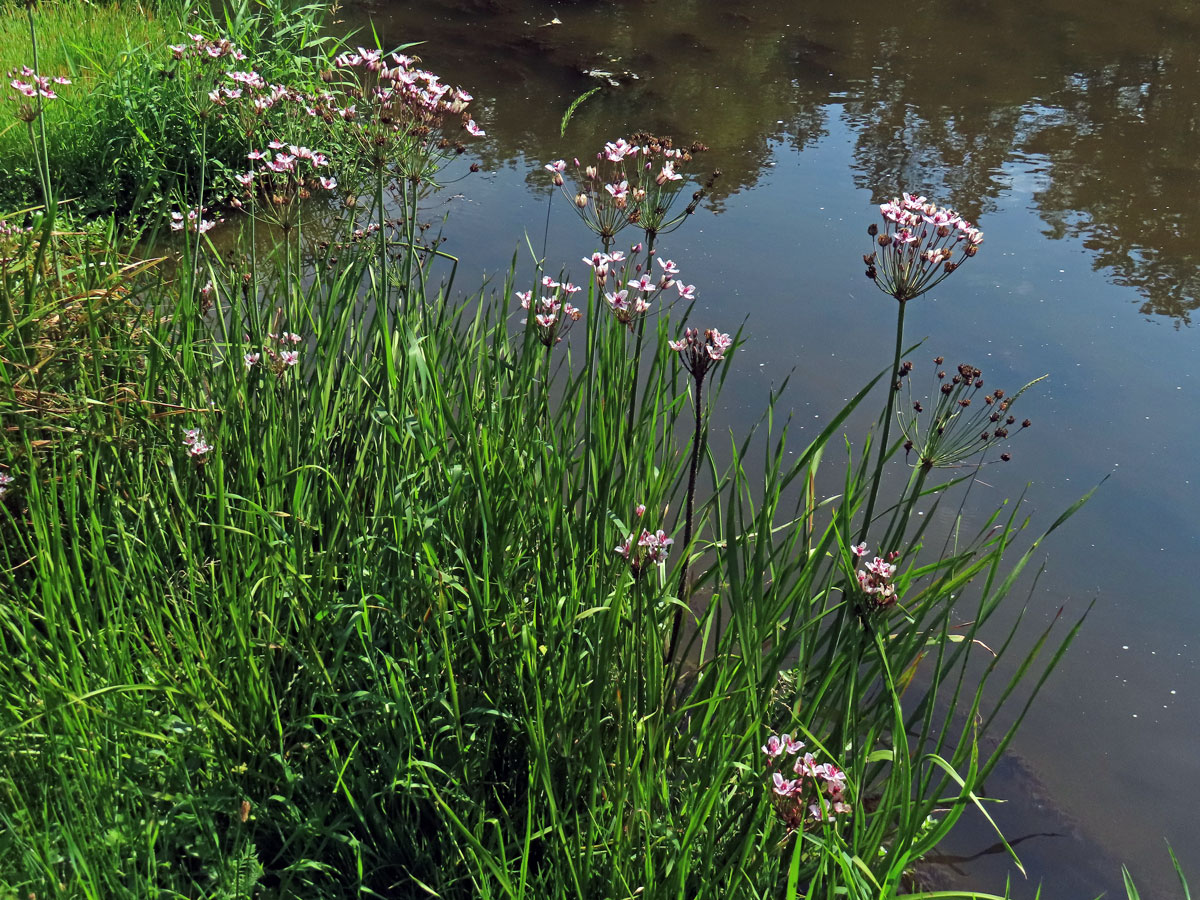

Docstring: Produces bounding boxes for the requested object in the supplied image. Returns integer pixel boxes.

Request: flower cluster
[316,49,483,182]
[614,504,674,580]
[0,470,13,499]
[897,358,1039,469]
[233,141,336,229]
[547,133,715,245]
[8,66,70,100]
[851,544,901,611]
[261,329,304,373]
[170,206,221,234]
[582,245,696,331]
[669,327,732,381]
[168,33,247,63]
[515,275,583,347]
[864,193,983,302]
[762,733,851,830]
[7,66,70,123]
[182,428,213,462]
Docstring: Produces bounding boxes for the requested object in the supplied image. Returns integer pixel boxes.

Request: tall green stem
[623,234,656,452]
[27,4,51,209]
[858,299,906,545]
[665,370,704,668]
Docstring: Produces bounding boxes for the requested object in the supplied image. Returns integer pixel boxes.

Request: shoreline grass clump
[0,7,1104,899]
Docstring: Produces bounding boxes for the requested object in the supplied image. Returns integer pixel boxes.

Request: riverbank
[0,2,1170,898]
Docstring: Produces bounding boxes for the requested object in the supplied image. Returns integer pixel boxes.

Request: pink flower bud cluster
[864,193,982,302]
[0,471,13,499]
[614,504,674,580]
[669,327,732,381]
[515,275,583,348]
[762,733,851,830]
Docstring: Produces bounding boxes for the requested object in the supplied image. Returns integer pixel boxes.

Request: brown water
[338,1,1200,895]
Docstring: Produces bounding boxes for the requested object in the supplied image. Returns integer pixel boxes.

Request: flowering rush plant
[896,358,1040,469]
[545,133,714,245]
[515,275,583,348]
[849,543,901,613]
[314,48,483,182]
[582,244,697,332]
[670,327,732,381]
[182,428,213,463]
[762,733,851,831]
[613,503,673,581]
[233,141,337,230]
[7,66,70,123]
[864,193,983,302]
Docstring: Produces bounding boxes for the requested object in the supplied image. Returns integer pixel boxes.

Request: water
[336,1,1200,894]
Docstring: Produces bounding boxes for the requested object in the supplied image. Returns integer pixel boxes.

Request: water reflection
[348,0,1200,323]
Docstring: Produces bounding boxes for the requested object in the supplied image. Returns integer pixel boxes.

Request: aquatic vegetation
[0,5,1103,900]
[547,133,718,248]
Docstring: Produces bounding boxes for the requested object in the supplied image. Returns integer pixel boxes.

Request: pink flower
[655,161,682,184]
[244,352,260,369]
[655,258,680,276]
[772,773,796,796]
[280,350,299,366]
[637,529,673,563]
[319,176,338,191]
[605,180,629,202]
[676,282,696,301]
[635,504,646,517]
[763,735,784,758]
[783,734,805,754]
[627,273,655,293]
[851,542,868,557]
[602,138,637,162]
[464,118,485,136]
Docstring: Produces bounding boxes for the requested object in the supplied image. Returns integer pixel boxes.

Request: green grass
[0,5,1106,898]
[0,0,186,213]
[0,0,336,217]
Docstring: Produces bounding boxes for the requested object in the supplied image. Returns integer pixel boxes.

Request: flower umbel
[864,194,983,302]
[614,505,674,581]
[548,134,716,246]
[897,358,1043,469]
[669,327,732,380]
[762,733,852,832]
